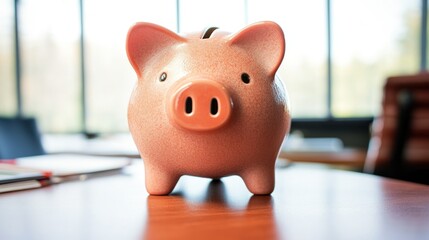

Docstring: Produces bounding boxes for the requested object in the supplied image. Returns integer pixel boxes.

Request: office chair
[364,72,429,184]
[0,117,45,159]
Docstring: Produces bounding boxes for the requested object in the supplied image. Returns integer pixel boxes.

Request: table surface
[1,160,428,240]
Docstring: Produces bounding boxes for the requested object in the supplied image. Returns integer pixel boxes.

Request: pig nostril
[185,97,193,114]
[210,98,219,116]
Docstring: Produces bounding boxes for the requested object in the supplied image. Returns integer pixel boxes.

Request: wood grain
[0,160,428,240]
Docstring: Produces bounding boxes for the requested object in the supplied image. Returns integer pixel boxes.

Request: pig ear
[126,22,186,77]
[228,21,285,77]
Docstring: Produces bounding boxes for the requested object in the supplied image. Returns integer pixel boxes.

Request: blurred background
[1,0,429,184]
[0,0,423,133]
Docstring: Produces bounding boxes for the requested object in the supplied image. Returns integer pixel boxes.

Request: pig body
[127,21,290,195]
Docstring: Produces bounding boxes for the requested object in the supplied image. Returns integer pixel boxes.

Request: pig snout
[168,80,232,131]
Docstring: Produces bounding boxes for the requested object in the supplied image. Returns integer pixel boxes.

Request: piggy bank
[126,21,290,195]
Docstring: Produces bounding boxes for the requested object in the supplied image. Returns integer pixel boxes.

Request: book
[0,154,133,193]
[0,178,51,193]
[0,167,52,193]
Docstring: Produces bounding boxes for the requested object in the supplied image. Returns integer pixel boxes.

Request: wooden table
[1,160,428,240]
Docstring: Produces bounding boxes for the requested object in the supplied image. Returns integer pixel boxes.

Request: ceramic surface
[126,21,290,195]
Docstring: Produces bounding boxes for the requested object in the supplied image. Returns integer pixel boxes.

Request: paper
[15,154,133,177]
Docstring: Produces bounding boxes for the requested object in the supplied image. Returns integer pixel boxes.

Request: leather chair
[364,73,429,184]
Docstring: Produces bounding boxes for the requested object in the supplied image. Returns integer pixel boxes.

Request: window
[0,0,16,116]
[84,0,177,132]
[247,0,328,117]
[0,0,426,133]
[19,0,81,132]
[427,1,429,68]
[332,0,420,117]
[179,0,245,32]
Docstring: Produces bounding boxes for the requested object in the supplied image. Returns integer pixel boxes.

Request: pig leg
[240,167,275,195]
[144,165,179,195]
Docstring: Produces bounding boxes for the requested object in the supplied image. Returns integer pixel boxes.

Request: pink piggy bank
[126,21,290,195]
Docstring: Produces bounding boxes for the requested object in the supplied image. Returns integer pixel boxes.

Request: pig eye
[241,73,250,84]
[159,72,167,82]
